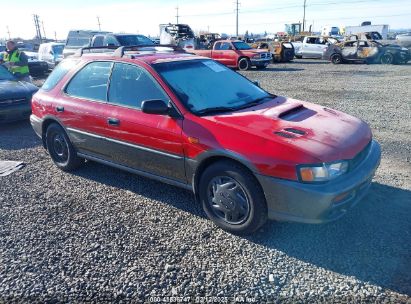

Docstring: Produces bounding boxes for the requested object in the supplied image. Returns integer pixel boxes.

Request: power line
[97,16,101,31]
[303,0,307,31]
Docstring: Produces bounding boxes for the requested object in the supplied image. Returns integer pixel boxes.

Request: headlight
[298,161,348,182]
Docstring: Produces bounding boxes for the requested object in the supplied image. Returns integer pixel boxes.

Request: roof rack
[113,44,185,58]
[74,45,118,57]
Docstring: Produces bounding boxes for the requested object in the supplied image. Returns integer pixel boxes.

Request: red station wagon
[31,46,381,234]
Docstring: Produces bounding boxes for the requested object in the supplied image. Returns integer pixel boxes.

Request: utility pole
[302,0,307,32]
[235,0,240,37]
[33,14,42,43]
[175,6,179,24]
[42,21,46,40]
[54,31,57,41]
[6,26,11,39]
[97,16,101,31]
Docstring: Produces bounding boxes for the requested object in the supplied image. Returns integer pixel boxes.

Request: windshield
[0,65,15,80]
[66,37,90,48]
[52,45,64,54]
[154,59,271,115]
[116,35,154,46]
[232,41,252,50]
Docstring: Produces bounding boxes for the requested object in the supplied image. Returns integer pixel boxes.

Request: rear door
[103,62,186,182]
[60,61,115,160]
[341,41,358,61]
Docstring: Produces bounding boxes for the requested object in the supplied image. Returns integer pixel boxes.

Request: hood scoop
[274,128,307,139]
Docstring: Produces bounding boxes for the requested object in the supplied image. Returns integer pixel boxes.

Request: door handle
[56,106,64,112]
[107,117,120,126]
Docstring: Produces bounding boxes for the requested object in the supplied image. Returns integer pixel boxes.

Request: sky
[1,0,410,40]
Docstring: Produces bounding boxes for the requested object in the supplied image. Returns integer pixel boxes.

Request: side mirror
[141,99,169,115]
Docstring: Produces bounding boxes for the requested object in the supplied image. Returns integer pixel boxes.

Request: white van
[38,42,65,69]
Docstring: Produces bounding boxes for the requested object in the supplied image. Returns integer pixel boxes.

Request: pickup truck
[189,40,272,70]
[292,36,338,59]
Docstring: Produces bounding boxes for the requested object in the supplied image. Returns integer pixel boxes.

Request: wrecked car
[250,39,295,62]
[325,40,410,64]
[31,45,380,235]
[292,36,339,59]
[159,24,197,50]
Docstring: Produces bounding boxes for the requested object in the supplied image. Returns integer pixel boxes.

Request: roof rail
[113,44,185,58]
[73,45,118,57]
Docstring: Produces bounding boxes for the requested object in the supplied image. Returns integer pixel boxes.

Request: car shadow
[71,160,205,218]
[246,182,411,296]
[70,160,411,295]
[290,59,330,65]
[0,120,42,150]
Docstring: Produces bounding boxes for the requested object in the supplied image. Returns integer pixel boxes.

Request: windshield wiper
[234,95,276,110]
[195,106,237,116]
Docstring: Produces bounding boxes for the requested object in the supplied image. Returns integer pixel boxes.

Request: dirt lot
[1,59,410,303]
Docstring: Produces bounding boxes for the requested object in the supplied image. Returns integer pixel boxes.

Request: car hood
[0,80,38,99]
[205,96,371,162]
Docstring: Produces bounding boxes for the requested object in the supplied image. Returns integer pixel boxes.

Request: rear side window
[42,59,79,91]
[108,63,168,109]
[66,61,113,101]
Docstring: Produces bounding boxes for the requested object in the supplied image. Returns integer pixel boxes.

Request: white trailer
[344,24,389,39]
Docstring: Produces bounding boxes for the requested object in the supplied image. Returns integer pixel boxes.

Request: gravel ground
[1,59,410,303]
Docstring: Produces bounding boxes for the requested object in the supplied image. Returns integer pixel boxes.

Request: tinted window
[52,45,64,54]
[108,63,167,109]
[104,35,119,46]
[66,37,90,48]
[42,59,79,91]
[214,42,222,50]
[232,42,252,50]
[66,61,113,101]
[116,35,154,46]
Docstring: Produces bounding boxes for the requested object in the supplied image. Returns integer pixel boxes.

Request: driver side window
[108,63,168,109]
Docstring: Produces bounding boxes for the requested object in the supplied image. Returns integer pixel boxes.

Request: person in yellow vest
[2,40,30,82]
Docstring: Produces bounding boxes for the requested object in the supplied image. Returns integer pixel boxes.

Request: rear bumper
[256,140,381,223]
[0,103,31,123]
[30,114,43,138]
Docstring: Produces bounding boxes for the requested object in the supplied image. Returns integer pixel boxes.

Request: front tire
[331,53,342,64]
[199,160,267,235]
[46,123,84,171]
[381,53,394,64]
[238,57,251,71]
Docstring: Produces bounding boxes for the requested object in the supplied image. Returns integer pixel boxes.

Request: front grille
[0,98,27,107]
[350,141,371,170]
[260,53,271,59]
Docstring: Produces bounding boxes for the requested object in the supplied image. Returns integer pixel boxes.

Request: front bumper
[0,102,31,123]
[250,58,271,67]
[256,140,381,223]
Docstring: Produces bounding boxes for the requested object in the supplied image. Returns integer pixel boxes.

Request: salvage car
[24,51,49,76]
[0,65,38,123]
[292,36,338,59]
[250,39,295,62]
[325,40,410,64]
[30,46,381,234]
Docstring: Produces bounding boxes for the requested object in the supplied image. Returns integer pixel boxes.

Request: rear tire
[238,57,251,71]
[331,53,342,64]
[380,53,394,64]
[199,160,267,235]
[46,123,84,171]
